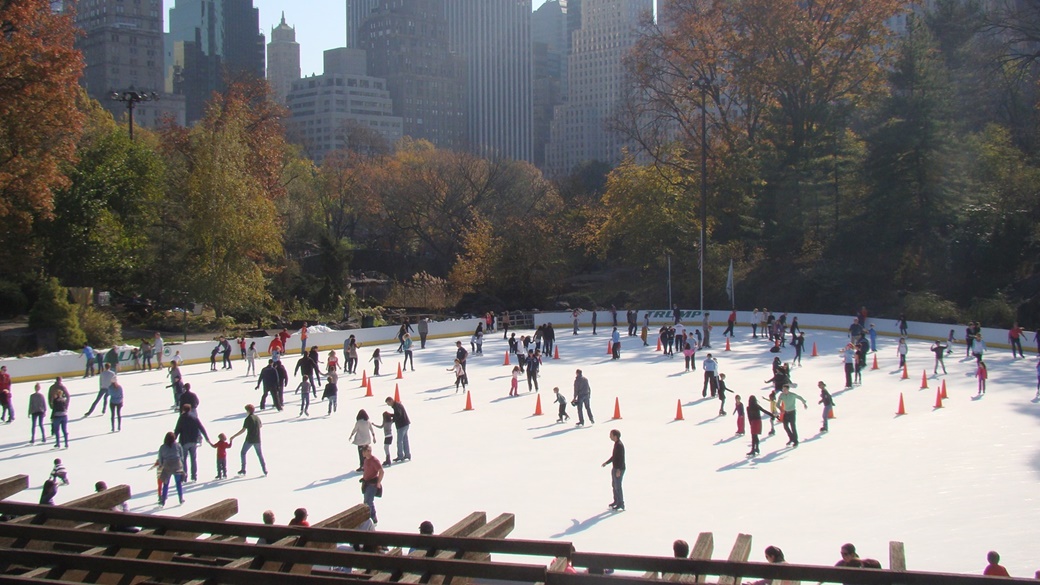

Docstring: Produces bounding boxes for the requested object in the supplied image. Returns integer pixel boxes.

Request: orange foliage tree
[0,0,85,274]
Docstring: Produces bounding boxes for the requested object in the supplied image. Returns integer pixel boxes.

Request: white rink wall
[1,318,483,383]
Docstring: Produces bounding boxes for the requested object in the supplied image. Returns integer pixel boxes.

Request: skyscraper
[532,0,569,168]
[267,12,301,104]
[346,0,381,48]
[358,0,467,151]
[75,0,186,128]
[446,0,533,162]
[545,0,651,176]
[166,0,265,124]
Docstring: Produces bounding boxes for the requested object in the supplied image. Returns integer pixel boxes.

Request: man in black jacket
[174,404,210,483]
[255,361,281,411]
[385,397,411,462]
[602,429,625,511]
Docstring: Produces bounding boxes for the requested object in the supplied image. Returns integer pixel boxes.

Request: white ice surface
[2,326,1039,577]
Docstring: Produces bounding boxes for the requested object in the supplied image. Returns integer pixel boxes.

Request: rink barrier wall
[0,318,483,384]
[532,310,1036,354]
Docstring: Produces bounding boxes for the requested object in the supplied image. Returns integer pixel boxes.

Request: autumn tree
[159,80,288,317]
[618,0,907,254]
[0,0,85,276]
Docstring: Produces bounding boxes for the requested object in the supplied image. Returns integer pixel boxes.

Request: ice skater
[209,433,232,479]
[50,458,69,484]
[777,385,808,447]
[553,387,569,422]
[746,395,773,456]
[602,429,625,511]
[897,337,908,368]
[509,366,520,397]
[976,360,988,396]
[931,339,948,374]
[733,395,745,435]
[449,358,467,393]
[370,348,382,377]
[818,381,833,433]
[716,372,730,415]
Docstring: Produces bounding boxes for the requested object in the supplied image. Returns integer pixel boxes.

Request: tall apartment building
[74,0,186,129]
[166,0,265,124]
[285,48,403,163]
[358,0,468,151]
[346,0,381,48]
[532,0,569,168]
[446,0,533,162]
[545,0,651,176]
[267,12,301,104]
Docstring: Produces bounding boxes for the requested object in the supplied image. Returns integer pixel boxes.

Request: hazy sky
[163,0,554,78]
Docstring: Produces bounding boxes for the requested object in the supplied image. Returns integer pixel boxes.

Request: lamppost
[110,90,158,140]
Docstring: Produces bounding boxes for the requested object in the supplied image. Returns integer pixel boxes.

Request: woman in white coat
[349,409,377,472]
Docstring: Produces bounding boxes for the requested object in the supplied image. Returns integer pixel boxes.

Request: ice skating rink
[1,326,1038,577]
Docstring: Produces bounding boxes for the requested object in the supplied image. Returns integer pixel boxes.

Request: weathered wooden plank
[0,474,29,501]
[368,511,488,583]
[717,534,752,585]
[435,513,515,585]
[890,541,906,572]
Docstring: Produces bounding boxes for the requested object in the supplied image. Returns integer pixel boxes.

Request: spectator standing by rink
[154,332,165,369]
[702,312,712,348]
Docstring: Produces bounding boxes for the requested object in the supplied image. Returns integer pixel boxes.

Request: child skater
[897,337,908,368]
[976,360,988,396]
[50,458,69,485]
[733,395,745,436]
[947,329,956,356]
[682,342,696,371]
[766,390,778,436]
[553,387,570,423]
[818,381,834,433]
[374,411,394,466]
[370,348,382,377]
[449,358,467,393]
[323,372,339,415]
[209,433,232,479]
[509,365,520,397]
[746,395,773,457]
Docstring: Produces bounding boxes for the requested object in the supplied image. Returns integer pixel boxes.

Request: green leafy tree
[43,100,165,291]
[28,277,86,350]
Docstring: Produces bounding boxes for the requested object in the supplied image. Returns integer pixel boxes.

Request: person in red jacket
[983,551,1010,577]
[0,365,13,423]
[267,337,283,358]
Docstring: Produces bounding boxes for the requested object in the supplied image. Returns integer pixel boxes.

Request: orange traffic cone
[829,408,836,419]
[360,370,367,387]
[503,351,511,366]
[811,342,818,357]
[901,363,909,380]
[725,337,731,351]
[365,380,373,397]
[920,370,928,389]
[934,387,943,409]
[612,397,622,420]
[778,405,785,422]
[896,393,906,415]
[607,341,613,355]
[674,399,684,421]
[464,391,474,411]
[394,384,400,403]
[534,394,543,416]
[553,346,560,360]
[396,363,404,379]
[656,337,662,352]
[941,380,948,399]
[871,354,879,370]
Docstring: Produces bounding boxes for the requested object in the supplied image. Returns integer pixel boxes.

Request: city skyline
[162,0,655,79]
